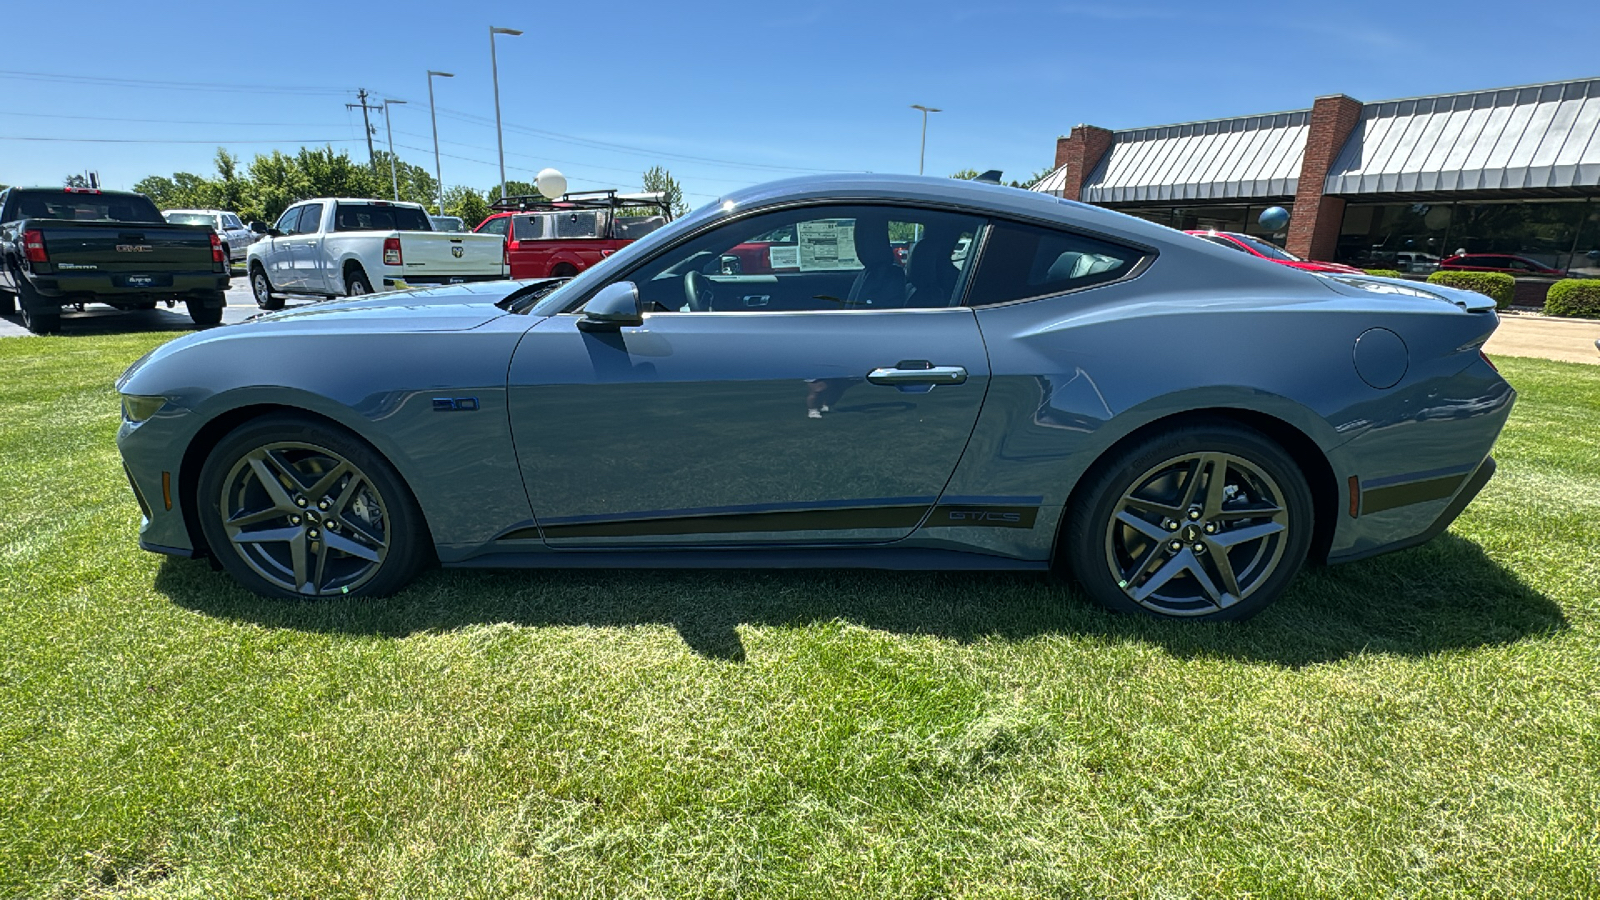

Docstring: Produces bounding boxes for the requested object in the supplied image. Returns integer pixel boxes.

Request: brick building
[1032,77,1600,280]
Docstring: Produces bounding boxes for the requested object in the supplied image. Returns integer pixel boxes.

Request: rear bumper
[26,271,230,304]
[383,273,505,289]
[1327,456,1496,565]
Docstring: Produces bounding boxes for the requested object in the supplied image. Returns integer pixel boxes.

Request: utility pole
[346,89,381,170]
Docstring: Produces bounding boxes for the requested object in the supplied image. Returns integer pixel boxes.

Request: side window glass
[601,204,983,313]
[480,217,509,237]
[296,203,324,235]
[967,220,1144,306]
[275,206,303,234]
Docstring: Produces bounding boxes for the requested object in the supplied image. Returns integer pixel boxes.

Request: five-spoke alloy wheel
[198,414,426,599]
[1065,423,1313,621]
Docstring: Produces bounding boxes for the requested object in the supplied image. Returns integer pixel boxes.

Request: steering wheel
[683,271,711,311]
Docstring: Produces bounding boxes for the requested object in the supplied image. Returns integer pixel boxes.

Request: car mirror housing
[577,281,644,332]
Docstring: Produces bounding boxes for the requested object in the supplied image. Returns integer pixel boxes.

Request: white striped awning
[1030,163,1070,197]
[1325,79,1600,194]
[1079,111,1308,203]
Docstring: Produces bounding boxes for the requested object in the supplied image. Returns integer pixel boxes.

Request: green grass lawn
[1,334,1596,899]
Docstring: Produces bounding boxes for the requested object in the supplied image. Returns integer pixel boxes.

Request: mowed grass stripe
[0,334,1595,898]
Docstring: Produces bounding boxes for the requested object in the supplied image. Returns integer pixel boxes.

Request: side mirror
[577,281,643,332]
[249,221,267,234]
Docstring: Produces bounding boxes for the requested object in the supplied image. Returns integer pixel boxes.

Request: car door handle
[866,363,967,386]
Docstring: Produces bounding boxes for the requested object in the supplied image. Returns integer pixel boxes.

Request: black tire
[187,292,225,327]
[345,268,373,296]
[0,289,14,316]
[196,413,429,600]
[16,277,60,334]
[1063,422,1314,622]
[250,265,283,311]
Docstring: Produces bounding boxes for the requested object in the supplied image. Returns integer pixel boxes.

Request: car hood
[242,283,519,333]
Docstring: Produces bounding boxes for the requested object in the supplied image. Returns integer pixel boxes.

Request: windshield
[1230,233,1301,261]
[165,212,218,228]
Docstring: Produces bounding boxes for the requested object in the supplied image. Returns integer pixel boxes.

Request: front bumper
[118,411,204,558]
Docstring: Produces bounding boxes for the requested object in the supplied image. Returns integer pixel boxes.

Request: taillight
[209,231,225,265]
[23,229,47,263]
[383,237,402,265]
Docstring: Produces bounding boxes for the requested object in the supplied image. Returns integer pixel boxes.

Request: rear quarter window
[967,220,1145,306]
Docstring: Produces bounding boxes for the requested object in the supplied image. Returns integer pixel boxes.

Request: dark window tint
[331,203,431,232]
[295,203,324,234]
[968,221,1142,305]
[7,190,163,224]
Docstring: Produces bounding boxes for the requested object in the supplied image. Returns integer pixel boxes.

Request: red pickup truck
[475,190,672,279]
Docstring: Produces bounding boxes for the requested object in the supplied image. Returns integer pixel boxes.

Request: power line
[0,109,349,128]
[0,136,362,144]
[0,68,355,96]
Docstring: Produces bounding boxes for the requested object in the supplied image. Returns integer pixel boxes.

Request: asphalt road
[0,278,320,338]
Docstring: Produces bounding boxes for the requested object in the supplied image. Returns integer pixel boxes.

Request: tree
[641,166,687,217]
[443,185,491,228]
[64,174,90,188]
[371,150,439,208]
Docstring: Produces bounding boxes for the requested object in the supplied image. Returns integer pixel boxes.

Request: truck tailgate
[396,232,504,277]
[35,220,215,276]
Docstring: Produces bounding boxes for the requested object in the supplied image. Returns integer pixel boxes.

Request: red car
[1438,253,1567,277]
[475,190,672,279]
[1185,230,1365,275]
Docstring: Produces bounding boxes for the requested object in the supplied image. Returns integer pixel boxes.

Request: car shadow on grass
[156,533,1566,667]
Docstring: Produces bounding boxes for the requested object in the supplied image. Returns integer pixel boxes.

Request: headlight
[121,394,167,423]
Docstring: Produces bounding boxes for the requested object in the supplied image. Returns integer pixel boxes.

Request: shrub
[1426,271,1516,309]
[1363,269,1405,278]
[1543,279,1600,318]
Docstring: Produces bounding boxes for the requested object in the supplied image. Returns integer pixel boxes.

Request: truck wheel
[187,292,225,328]
[345,268,374,296]
[551,263,579,278]
[0,289,14,316]
[251,265,283,311]
[17,278,60,335]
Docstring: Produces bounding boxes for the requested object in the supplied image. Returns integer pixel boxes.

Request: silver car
[118,175,1514,621]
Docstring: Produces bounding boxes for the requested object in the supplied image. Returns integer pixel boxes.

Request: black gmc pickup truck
[0,186,229,334]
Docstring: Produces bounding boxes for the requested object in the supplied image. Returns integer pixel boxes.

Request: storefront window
[1336,203,1452,271]
[1572,204,1600,278]
[1112,204,1293,247]
[1448,200,1590,272]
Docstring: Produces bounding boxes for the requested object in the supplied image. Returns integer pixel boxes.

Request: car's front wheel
[196,414,429,600]
[250,265,283,311]
[1064,423,1313,621]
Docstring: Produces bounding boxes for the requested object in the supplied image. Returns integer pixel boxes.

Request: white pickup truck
[245,198,506,309]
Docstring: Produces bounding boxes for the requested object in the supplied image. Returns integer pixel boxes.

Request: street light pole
[911,104,941,176]
[382,99,407,201]
[489,26,523,201]
[426,70,454,214]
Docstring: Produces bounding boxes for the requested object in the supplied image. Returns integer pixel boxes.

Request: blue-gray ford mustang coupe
[116,175,1514,621]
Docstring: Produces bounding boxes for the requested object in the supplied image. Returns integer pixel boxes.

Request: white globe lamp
[536,168,568,200]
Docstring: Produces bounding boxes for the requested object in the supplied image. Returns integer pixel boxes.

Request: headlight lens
[121,394,167,423]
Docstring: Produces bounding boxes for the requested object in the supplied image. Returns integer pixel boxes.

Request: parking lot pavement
[1485,313,1600,365]
[0,281,322,338]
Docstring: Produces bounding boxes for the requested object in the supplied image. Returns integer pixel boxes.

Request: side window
[1195,234,1250,253]
[966,220,1144,306]
[275,206,303,234]
[225,214,242,229]
[479,216,510,238]
[296,203,324,234]
[600,203,983,313]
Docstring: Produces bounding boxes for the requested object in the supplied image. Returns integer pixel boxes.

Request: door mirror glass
[578,281,643,331]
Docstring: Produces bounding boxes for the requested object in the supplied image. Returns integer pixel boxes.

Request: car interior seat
[903,228,963,307]
[845,215,906,308]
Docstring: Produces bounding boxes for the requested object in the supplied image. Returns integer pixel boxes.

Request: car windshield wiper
[497,278,571,314]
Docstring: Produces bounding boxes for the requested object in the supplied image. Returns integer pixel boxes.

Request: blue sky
[3,0,1596,206]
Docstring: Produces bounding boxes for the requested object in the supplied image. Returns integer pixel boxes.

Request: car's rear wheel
[0,289,15,316]
[187,293,224,327]
[251,265,283,310]
[197,414,428,600]
[345,268,373,296]
[16,277,60,335]
[1064,423,1313,621]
